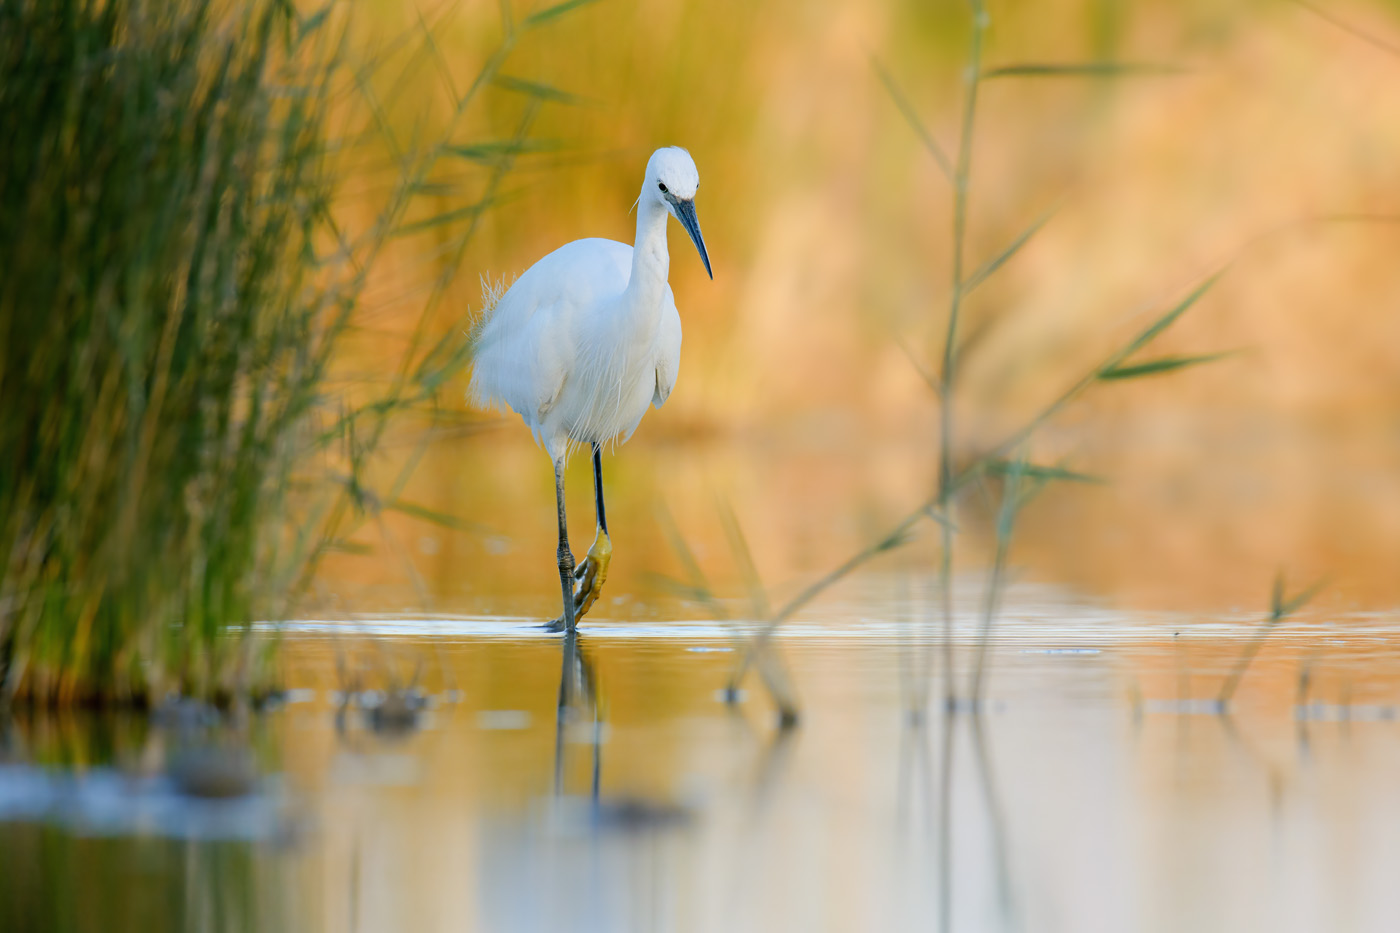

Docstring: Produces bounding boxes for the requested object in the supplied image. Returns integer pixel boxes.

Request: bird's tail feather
[467,272,512,345]
[466,272,518,413]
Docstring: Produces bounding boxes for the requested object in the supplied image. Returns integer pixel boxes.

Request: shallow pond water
[5,579,1400,932]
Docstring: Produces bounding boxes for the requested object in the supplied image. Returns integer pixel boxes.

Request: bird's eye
[657,183,668,193]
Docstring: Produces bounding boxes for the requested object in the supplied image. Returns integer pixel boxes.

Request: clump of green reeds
[0,0,585,707]
[0,0,334,705]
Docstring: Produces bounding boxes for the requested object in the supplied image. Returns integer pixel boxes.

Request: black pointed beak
[672,198,712,280]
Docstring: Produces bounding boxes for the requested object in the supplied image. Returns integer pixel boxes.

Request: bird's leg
[571,442,612,620]
[544,455,576,634]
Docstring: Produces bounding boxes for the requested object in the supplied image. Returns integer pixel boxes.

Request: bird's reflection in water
[478,633,694,931]
[553,630,600,799]
[550,631,691,832]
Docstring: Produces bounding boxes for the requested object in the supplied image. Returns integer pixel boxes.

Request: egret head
[645,147,711,280]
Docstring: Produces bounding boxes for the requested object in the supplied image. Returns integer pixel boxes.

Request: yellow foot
[571,528,612,620]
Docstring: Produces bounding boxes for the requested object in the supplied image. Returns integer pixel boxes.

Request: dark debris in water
[592,797,694,832]
[366,690,429,735]
[0,763,298,842]
[1295,702,1399,722]
[1144,699,1229,716]
[166,746,260,799]
[0,692,296,840]
[334,687,442,738]
[150,695,229,731]
[547,795,696,836]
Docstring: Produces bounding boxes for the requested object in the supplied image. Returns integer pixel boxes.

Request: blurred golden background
[7,7,1400,926]
[314,0,1400,618]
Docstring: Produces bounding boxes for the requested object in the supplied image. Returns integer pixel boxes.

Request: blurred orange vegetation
[311,0,1400,617]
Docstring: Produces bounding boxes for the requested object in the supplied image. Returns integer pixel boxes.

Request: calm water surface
[4,580,1400,932]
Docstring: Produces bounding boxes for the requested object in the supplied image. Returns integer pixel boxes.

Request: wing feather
[469,238,631,427]
[652,288,682,407]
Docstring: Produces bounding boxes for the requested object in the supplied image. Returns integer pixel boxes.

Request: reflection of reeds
[650,502,799,725]
[0,0,580,706]
[1217,573,1324,706]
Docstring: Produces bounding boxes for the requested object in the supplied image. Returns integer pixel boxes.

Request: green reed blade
[1098,351,1233,380]
[981,62,1182,79]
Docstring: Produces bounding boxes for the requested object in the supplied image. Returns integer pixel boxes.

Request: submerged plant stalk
[935,0,989,711]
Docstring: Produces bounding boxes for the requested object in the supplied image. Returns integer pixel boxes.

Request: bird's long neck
[624,196,670,317]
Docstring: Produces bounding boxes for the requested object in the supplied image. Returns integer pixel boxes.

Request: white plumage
[467,146,712,633]
[470,147,707,462]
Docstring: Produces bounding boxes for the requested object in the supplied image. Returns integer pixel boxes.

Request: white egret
[469,147,712,633]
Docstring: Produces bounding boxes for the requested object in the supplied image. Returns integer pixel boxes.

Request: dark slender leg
[592,442,608,535]
[552,456,576,633]
[566,444,612,621]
